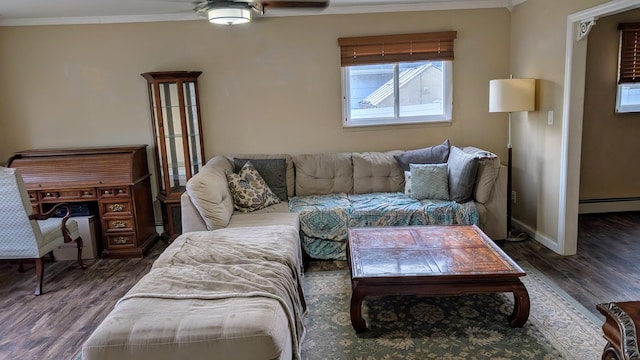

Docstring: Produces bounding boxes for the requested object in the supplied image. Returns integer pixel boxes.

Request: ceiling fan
[194,0,329,25]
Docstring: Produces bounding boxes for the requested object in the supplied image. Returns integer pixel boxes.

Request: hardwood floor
[502,211,640,317]
[0,241,167,360]
[1,212,638,359]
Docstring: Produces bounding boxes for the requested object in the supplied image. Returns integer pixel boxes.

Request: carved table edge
[597,302,640,360]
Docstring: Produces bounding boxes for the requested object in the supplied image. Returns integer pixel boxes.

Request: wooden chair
[0,167,87,295]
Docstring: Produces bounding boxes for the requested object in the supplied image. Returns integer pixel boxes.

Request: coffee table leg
[508,281,530,327]
[350,285,367,332]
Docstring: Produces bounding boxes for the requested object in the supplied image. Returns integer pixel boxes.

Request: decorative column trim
[577,18,597,41]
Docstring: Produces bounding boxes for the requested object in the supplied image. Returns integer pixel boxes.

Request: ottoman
[82,226,306,360]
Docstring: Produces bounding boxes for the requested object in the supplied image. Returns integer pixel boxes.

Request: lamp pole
[507,112,513,239]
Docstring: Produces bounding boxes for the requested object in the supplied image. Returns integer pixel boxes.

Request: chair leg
[34,257,44,296]
[17,260,25,273]
[49,250,56,263]
[75,236,87,269]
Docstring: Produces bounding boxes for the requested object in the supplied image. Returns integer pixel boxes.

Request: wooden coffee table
[596,301,640,360]
[347,225,529,333]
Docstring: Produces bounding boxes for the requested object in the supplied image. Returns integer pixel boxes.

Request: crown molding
[0,13,199,26]
[0,0,524,27]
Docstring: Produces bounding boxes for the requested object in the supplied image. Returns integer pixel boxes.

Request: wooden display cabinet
[141,71,205,241]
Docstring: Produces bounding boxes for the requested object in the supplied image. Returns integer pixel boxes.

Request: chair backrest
[0,167,42,259]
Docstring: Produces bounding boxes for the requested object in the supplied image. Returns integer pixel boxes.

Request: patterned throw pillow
[225,161,281,213]
[409,163,450,200]
[404,171,412,196]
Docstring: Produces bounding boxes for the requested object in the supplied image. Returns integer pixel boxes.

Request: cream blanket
[116,226,306,360]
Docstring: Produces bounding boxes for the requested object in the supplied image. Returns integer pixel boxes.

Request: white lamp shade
[208,8,252,25]
[489,78,535,113]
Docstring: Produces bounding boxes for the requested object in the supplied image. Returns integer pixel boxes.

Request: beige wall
[509,0,612,243]
[580,8,640,200]
[0,8,510,169]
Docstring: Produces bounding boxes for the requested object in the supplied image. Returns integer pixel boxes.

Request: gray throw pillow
[447,146,479,202]
[393,139,451,172]
[409,163,449,200]
[234,158,287,201]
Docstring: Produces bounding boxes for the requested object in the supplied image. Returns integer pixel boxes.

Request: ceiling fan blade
[258,0,328,9]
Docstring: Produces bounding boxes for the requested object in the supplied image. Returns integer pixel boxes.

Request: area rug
[301,262,605,359]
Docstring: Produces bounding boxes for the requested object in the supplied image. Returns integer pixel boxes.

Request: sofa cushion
[352,151,404,194]
[462,147,501,204]
[228,212,300,231]
[229,154,295,198]
[410,163,450,200]
[233,158,287,201]
[293,153,353,196]
[393,139,450,172]
[225,162,281,213]
[185,164,234,231]
[447,146,479,202]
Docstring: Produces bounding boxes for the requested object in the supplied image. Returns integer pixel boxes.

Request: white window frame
[341,61,453,128]
[616,83,640,113]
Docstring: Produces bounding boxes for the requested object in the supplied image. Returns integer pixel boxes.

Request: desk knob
[112,220,126,228]
[114,236,128,245]
[109,204,124,212]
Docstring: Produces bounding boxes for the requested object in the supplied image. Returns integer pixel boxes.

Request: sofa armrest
[479,165,507,240]
[181,192,209,233]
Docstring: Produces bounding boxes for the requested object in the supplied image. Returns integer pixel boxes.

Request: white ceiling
[0,0,525,26]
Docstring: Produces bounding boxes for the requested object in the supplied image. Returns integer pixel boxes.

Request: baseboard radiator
[578,197,640,214]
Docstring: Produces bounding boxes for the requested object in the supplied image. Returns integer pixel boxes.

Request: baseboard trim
[578,197,640,214]
[512,218,562,254]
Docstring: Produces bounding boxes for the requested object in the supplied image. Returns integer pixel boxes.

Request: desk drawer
[104,217,134,232]
[28,191,38,203]
[99,187,130,198]
[39,188,97,202]
[101,201,133,217]
[106,233,136,248]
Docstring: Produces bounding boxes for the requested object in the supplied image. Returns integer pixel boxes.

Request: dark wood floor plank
[502,211,640,317]
[0,242,166,360]
[1,212,639,359]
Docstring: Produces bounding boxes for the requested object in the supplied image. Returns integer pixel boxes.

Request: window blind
[619,23,640,84]
[338,31,457,67]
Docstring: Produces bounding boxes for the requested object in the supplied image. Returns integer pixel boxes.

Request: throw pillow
[393,139,451,172]
[404,171,412,196]
[225,161,281,213]
[233,158,288,201]
[447,146,479,202]
[462,147,501,204]
[409,163,449,200]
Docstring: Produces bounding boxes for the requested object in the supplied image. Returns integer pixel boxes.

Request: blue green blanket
[289,192,479,260]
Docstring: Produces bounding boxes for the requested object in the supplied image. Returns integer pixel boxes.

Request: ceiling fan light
[208,8,251,25]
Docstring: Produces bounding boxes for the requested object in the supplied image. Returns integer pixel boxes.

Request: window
[616,23,640,113]
[339,31,456,127]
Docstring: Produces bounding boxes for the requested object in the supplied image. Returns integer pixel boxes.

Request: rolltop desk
[7,145,158,258]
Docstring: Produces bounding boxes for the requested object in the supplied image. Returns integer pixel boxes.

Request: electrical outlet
[511,190,517,205]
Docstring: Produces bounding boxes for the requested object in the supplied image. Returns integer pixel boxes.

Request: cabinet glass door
[142,71,204,199]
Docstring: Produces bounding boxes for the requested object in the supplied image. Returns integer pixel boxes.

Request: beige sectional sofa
[181,145,507,259]
[83,142,507,360]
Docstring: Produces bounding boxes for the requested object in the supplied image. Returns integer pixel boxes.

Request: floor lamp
[489,78,535,242]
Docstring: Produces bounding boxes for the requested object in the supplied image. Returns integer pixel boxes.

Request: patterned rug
[301,263,605,359]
